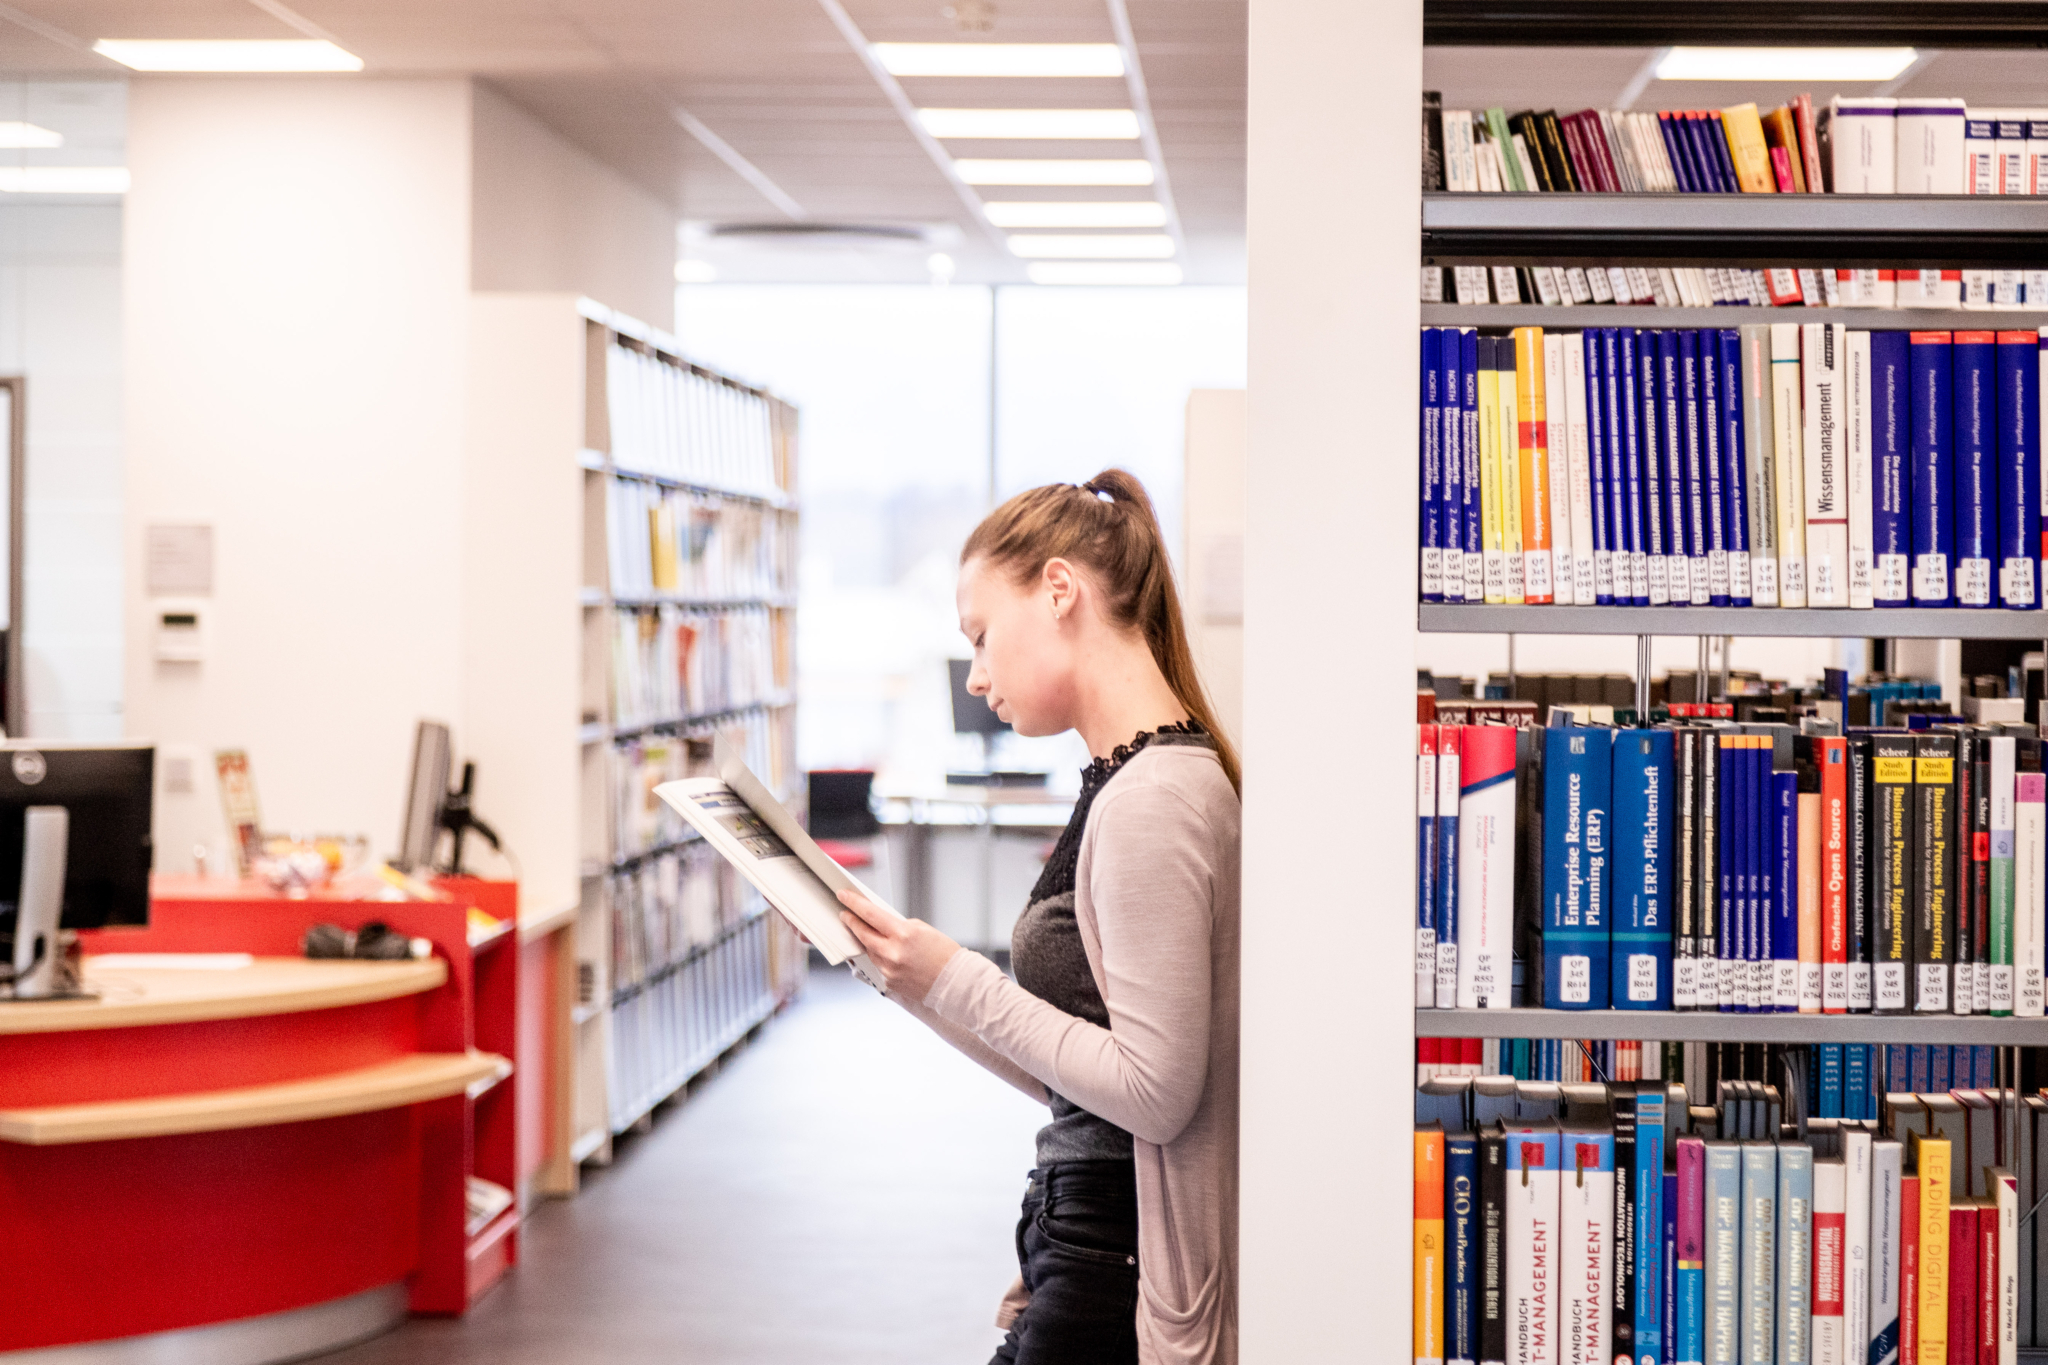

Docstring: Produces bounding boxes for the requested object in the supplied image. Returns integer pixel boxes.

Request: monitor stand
[10,805,86,1000]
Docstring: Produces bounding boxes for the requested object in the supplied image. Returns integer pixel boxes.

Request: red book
[1819,737,1849,1011]
[1770,145,1797,192]
[1461,1036,1482,1075]
[1560,113,1606,192]
[1417,1037,1440,1085]
[1902,1175,1920,1365]
[1979,1198,1998,1365]
[1585,113,1624,192]
[1793,94,1826,193]
[1951,1203,1980,1365]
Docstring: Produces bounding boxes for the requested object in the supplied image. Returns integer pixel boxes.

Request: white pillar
[1243,0,1421,1358]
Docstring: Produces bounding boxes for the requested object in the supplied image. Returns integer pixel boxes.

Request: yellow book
[1511,326,1553,604]
[1719,103,1778,194]
[1479,351,1506,603]
[1415,1127,1445,1365]
[1914,1131,1952,1365]
[1496,344,1525,604]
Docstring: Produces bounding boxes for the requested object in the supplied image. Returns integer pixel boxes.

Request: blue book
[1659,113,1696,192]
[1928,1043,1951,1093]
[1872,330,1913,607]
[1954,329,1996,607]
[1705,115,1741,193]
[1440,328,1466,601]
[1844,1044,1869,1120]
[1602,329,1638,605]
[1663,1169,1678,1365]
[1998,329,2041,608]
[1419,727,1438,1004]
[1658,330,1693,605]
[1751,739,1770,1014]
[1619,328,1649,604]
[1719,736,1742,1013]
[1699,329,1730,605]
[1638,330,1670,604]
[1422,328,1444,602]
[1909,1044,1931,1092]
[1773,768,1799,1012]
[1587,327,1615,604]
[1910,330,1955,605]
[1438,736,1460,1001]
[1544,726,1613,1009]
[1463,329,1484,592]
[1886,1044,1911,1093]
[1679,332,1711,602]
[1679,115,1714,191]
[1976,1043,1996,1087]
[1738,1143,1776,1365]
[1703,1141,1742,1365]
[1819,1045,1844,1118]
[1718,329,1752,605]
[1636,1086,1667,1364]
[1446,1131,1479,1365]
[1775,1143,1814,1365]
[1613,728,1673,1009]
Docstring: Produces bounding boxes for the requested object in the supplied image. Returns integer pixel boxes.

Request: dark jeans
[990,1160,1140,1365]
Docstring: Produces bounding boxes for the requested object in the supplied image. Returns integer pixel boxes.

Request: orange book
[1719,102,1778,193]
[1915,1132,1953,1365]
[1762,105,1809,192]
[1415,1126,1446,1365]
[1511,326,1553,604]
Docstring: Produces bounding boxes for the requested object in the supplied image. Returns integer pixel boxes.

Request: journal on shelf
[1418,324,2046,611]
[1412,1072,2048,1365]
[1423,93,2048,195]
[1425,263,2048,310]
[1415,703,2048,1018]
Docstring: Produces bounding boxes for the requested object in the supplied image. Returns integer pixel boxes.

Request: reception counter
[0,952,505,1360]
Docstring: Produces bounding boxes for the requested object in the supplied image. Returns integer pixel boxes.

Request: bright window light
[918,108,1139,140]
[0,123,61,149]
[675,259,718,283]
[983,200,1167,228]
[955,159,1153,186]
[1654,46,1918,81]
[92,39,363,72]
[1026,262,1183,286]
[1008,233,1173,259]
[0,167,128,194]
[872,43,1124,78]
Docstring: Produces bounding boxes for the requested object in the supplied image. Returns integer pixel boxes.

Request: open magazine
[654,736,901,991]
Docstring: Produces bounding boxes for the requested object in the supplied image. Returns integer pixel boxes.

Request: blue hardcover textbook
[1997,329,2041,609]
[1619,328,1649,604]
[1446,1130,1479,1365]
[1637,329,1670,604]
[1658,330,1693,605]
[1700,328,1730,605]
[1719,329,1753,605]
[1463,328,1483,594]
[1636,1085,1667,1364]
[1871,330,1913,607]
[1910,330,1955,605]
[1544,725,1613,1009]
[1612,728,1674,1010]
[1774,768,1800,1013]
[1440,327,1467,601]
[1954,329,1996,607]
[1587,327,1614,604]
[1421,328,1444,602]
[1604,329,1641,604]
[1680,330,1713,603]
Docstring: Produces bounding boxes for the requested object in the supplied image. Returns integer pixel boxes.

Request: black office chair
[808,770,880,840]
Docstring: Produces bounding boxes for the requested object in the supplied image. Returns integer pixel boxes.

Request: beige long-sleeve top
[899,742,1240,1365]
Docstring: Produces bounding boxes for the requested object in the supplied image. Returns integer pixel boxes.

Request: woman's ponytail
[963,468,1241,794]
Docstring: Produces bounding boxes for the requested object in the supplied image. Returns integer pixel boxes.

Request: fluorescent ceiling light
[675,259,718,283]
[0,167,128,194]
[983,200,1168,228]
[955,159,1153,186]
[1027,262,1183,286]
[1008,233,1174,259]
[0,123,60,149]
[1654,46,1918,81]
[918,108,1139,139]
[93,39,363,72]
[872,43,1124,78]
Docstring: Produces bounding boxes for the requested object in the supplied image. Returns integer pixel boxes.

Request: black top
[1011,720,1213,1164]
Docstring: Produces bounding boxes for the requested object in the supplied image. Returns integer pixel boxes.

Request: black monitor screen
[949,659,1009,737]
[0,741,153,930]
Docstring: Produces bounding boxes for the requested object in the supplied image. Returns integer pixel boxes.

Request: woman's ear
[1042,558,1079,623]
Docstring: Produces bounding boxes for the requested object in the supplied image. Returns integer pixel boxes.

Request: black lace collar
[1029,720,1210,908]
[1079,719,1209,793]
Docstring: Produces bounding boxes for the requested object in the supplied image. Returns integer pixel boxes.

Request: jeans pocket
[1034,1203,1138,1268]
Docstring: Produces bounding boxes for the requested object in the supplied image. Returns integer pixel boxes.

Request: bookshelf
[1427,305,2048,331]
[1418,1008,2048,1046]
[1420,0,2048,47]
[1422,605,2048,639]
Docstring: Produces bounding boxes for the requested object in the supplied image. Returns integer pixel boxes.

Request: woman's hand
[838,889,961,1002]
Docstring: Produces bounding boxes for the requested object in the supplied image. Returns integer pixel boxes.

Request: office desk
[879,784,1075,950]
[0,951,504,1361]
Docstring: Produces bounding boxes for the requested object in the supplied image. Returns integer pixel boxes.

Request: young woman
[837,470,1240,1365]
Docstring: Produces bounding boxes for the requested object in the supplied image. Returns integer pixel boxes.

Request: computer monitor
[949,659,1009,737]
[396,720,451,872]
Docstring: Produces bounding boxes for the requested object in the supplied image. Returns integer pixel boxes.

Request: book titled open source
[654,737,899,991]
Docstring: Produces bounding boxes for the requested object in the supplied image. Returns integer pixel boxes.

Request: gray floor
[326,966,1044,1364]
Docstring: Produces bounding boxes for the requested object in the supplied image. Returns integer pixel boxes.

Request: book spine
[1847,329,1877,607]
[1851,737,1874,1011]
[1968,739,1990,1014]
[1911,331,1956,605]
[1639,328,1671,605]
[2016,773,2044,1018]
[1698,726,1722,1009]
[1903,1171,1921,1365]
[1719,734,1742,1011]
[1803,322,1851,607]
[1675,728,1701,1009]
[1664,1171,1678,1365]
[1458,725,1519,1009]
[1998,330,2041,608]
[1952,1204,1980,1365]
[1742,1143,1779,1365]
[1916,734,1958,1014]
[1420,723,1441,1006]
[1609,329,1647,604]
[1498,340,1526,603]
[1873,1140,1904,1365]
[1956,331,1997,606]
[1508,1131,1561,1365]
[1995,1168,2017,1365]
[1720,329,1754,604]
[1683,330,1713,604]
[1845,1132,1874,1365]
[1875,733,1916,1013]
[1661,331,1694,606]
[1679,1137,1706,1365]
[1742,325,1780,605]
[1423,328,1446,601]
[1700,328,1731,604]
[1706,1143,1742,1365]
[1817,1157,1849,1365]
[1514,327,1555,604]
[1614,729,1673,1009]
[1822,738,1851,1013]
[1773,322,1812,606]
[1637,1090,1668,1361]
[1873,330,1913,605]
[1782,766,1808,1011]
[1563,333,1599,605]
[1543,333,1576,605]
[1559,1130,1616,1365]
[1544,726,1612,1010]
[1614,1088,1639,1365]
[1586,328,1615,604]
[1481,1128,1510,1365]
[1920,1138,1954,1365]
[1419,1127,1448,1365]
[1438,728,1464,1007]
[1449,1133,1482,1365]
[1443,327,1470,599]
[1778,1149,1813,1365]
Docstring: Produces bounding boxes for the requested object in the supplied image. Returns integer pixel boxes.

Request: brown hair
[962,468,1240,794]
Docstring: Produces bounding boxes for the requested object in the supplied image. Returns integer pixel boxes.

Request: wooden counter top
[0,956,447,1035]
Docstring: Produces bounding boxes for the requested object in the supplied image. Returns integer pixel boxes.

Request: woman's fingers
[840,909,887,956]
[836,887,892,930]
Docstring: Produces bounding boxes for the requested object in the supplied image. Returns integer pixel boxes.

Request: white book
[1476,131,1504,192]
[2018,775,2046,1019]
[1801,322,1850,607]
[1435,740,1461,1002]
[1870,1140,1903,1365]
[1814,1156,1846,1365]
[1995,111,2029,193]
[1845,330,1876,608]
[1418,738,1438,1007]
[1423,267,1446,303]
[1533,267,1564,306]
[1996,1166,2019,1365]
[1899,269,1964,308]
[1845,1130,1873,1365]
[1507,1130,1561,1365]
[1513,132,1542,193]
[1456,740,1518,1011]
[1543,334,1577,604]
[1771,324,1811,607]
[1565,267,1593,304]
[1558,1132,1614,1365]
[1897,99,1968,193]
[1832,99,1899,192]
[1992,737,2017,1013]
[1742,326,1781,606]
[1966,107,2001,194]
[1445,110,1477,191]
[1563,335,1598,605]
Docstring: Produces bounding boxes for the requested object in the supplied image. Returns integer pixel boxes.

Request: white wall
[1184,388,1244,745]
[1243,0,1418,1357]
[123,77,474,865]
[471,82,678,333]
